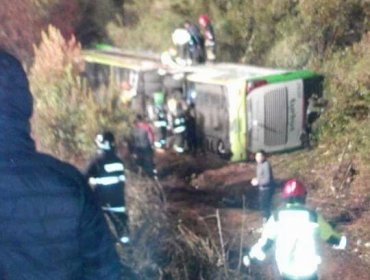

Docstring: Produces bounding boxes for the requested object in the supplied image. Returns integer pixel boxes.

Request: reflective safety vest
[252,203,343,279]
[85,152,126,210]
[173,114,186,134]
[154,109,168,128]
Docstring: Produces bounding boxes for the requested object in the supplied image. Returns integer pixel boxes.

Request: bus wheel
[217,140,227,155]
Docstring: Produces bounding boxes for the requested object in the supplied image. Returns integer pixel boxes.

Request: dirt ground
[154,149,370,280]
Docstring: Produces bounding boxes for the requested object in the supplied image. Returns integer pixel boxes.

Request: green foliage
[30,25,131,165]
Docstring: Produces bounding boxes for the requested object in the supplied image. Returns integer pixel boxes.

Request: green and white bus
[185,63,323,161]
[82,47,163,115]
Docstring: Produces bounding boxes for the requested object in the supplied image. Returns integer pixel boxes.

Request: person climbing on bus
[85,131,130,244]
[243,178,347,280]
[171,27,192,66]
[172,103,187,154]
[198,14,216,62]
[130,114,157,177]
[183,20,205,64]
[251,150,276,222]
[153,91,168,150]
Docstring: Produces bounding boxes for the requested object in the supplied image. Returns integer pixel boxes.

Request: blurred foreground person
[130,114,157,177]
[0,51,120,279]
[244,179,347,280]
[85,131,130,244]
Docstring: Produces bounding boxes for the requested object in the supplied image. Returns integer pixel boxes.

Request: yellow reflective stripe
[173,126,186,133]
[317,214,341,241]
[91,175,125,185]
[104,163,124,172]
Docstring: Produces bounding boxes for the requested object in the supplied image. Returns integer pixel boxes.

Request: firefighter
[153,91,168,149]
[243,179,347,280]
[85,131,130,244]
[172,103,187,153]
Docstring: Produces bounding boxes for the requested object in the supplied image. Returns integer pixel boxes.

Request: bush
[30,25,131,165]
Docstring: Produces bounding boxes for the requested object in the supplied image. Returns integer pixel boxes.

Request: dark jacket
[85,150,126,208]
[0,51,121,280]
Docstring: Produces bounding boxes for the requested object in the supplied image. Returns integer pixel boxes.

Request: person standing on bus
[251,150,276,222]
[130,114,157,177]
[243,179,347,280]
[183,20,205,64]
[198,14,216,62]
[172,103,187,154]
[171,27,192,66]
[85,131,130,244]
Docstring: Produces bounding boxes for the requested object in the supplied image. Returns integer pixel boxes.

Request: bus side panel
[228,80,247,161]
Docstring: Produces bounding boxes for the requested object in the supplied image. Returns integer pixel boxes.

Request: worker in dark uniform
[85,131,130,244]
[153,92,168,150]
[172,103,187,154]
[185,102,197,155]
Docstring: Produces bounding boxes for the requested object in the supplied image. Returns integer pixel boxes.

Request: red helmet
[198,14,210,28]
[282,179,307,199]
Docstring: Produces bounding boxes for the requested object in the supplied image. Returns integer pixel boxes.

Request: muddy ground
[153,149,370,280]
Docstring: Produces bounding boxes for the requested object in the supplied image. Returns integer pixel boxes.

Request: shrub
[30,25,131,165]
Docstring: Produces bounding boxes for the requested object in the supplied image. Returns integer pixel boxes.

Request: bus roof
[82,49,162,72]
[186,63,288,85]
[186,63,321,85]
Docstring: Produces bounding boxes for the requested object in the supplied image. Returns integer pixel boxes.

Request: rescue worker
[251,150,276,222]
[243,179,347,280]
[172,103,187,154]
[198,14,216,62]
[185,102,197,155]
[130,114,157,177]
[171,27,192,66]
[153,92,168,149]
[183,20,205,64]
[0,51,121,279]
[85,131,130,244]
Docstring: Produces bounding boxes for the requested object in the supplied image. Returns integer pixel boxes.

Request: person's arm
[318,214,347,249]
[78,181,121,279]
[244,215,277,265]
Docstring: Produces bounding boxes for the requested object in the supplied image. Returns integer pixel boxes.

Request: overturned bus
[82,47,163,116]
[185,63,324,161]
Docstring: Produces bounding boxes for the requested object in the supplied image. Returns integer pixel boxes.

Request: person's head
[183,20,191,29]
[255,150,266,164]
[135,114,144,123]
[198,14,210,28]
[281,178,307,204]
[0,50,33,121]
[95,131,115,152]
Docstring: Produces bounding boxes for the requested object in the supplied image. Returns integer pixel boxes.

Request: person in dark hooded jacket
[0,50,121,279]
